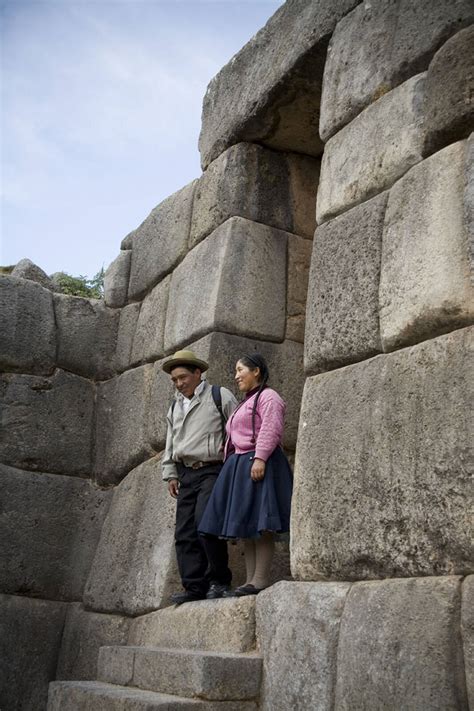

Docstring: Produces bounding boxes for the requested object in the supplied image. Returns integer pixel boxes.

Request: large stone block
[379,141,474,351]
[129,596,256,653]
[190,144,317,249]
[0,275,56,375]
[256,581,350,711]
[165,217,288,352]
[292,328,473,581]
[305,192,387,374]
[104,250,131,308]
[130,276,170,365]
[0,593,67,711]
[317,74,425,223]
[148,360,177,452]
[287,234,312,343]
[11,257,56,290]
[320,0,474,141]
[188,332,304,451]
[54,294,119,380]
[0,369,95,476]
[115,302,141,373]
[198,0,360,168]
[334,577,468,710]
[0,464,111,600]
[93,365,156,486]
[84,455,179,616]
[56,604,130,681]
[127,181,196,301]
[462,576,474,708]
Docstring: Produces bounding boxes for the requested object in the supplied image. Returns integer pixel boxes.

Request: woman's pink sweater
[224,387,286,462]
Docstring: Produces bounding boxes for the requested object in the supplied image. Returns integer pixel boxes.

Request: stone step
[98,645,262,701]
[48,681,258,710]
[128,597,256,653]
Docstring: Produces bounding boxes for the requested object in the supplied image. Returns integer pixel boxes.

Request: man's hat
[162,349,209,374]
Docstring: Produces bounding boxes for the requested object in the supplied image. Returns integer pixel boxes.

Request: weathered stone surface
[0,369,95,475]
[48,681,258,710]
[334,577,468,710]
[84,455,179,616]
[190,144,318,248]
[11,257,55,290]
[468,133,474,272]
[292,328,473,581]
[129,597,256,653]
[54,294,119,380]
[305,192,387,373]
[115,302,141,373]
[98,646,262,700]
[127,181,196,301]
[380,141,474,351]
[199,0,360,168]
[0,593,67,711]
[130,276,170,365]
[93,365,156,486]
[165,217,288,352]
[424,25,474,153]
[287,234,312,343]
[56,604,130,681]
[320,0,474,141]
[104,251,132,308]
[462,576,474,708]
[317,73,425,223]
[0,464,111,600]
[256,581,350,711]
[188,332,304,451]
[0,275,56,375]
[148,360,177,453]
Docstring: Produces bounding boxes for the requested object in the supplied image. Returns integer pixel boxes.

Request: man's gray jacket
[162,380,237,481]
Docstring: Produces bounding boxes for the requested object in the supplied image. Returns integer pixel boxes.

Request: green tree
[54,267,105,298]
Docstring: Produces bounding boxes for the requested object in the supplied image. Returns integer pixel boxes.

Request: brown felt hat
[161,349,209,374]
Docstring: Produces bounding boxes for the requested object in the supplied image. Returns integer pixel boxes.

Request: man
[162,349,238,605]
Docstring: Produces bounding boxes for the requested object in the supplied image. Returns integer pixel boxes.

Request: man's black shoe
[206,582,231,599]
[170,590,206,605]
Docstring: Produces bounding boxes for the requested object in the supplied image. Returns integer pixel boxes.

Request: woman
[198,353,293,596]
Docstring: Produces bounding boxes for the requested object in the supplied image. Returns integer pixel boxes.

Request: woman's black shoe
[234,584,264,597]
[170,590,206,605]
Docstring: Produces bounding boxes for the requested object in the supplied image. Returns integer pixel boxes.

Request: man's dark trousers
[175,463,231,595]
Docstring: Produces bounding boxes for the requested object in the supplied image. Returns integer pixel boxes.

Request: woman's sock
[244,539,256,585]
[250,532,274,590]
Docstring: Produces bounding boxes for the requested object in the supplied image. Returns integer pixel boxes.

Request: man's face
[170,366,202,399]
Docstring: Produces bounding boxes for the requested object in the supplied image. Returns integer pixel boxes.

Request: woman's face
[235,360,261,393]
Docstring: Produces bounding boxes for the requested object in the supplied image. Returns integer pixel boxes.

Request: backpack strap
[211,384,226,443]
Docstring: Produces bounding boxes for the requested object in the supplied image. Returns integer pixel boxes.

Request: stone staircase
[47,597,262,710]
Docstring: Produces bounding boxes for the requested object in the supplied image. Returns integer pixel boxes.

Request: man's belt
[177,460,222,470]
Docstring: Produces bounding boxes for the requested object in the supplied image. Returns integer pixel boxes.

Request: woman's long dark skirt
[198,448,293,539]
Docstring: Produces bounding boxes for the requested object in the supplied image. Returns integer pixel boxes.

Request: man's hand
[168,479,179,498]
[250,458,266,482]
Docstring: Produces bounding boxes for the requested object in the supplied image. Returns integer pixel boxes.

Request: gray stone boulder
[379,140,474,352]
[317,74,425,223]
[104,250,131,308]
[147,360,178,453]
[287,234,313,343]
[0,593,67,711]
[165,217,288,352]
[115,302,141,373]
[305,192,387,374]
[0,369,95,476]
[462,576,474,708]
[199,0,360,168]
[292,328,473,581]
[93,365,156,486]
[130,276,170,365]
[0,464,111,601]
[54,293,119,380]
[423,26,474,155]
[334,577,467,710]
[320,0,474,141]
[56,604,130,681]
[190,144,318,248]
[0,275,56,375]
[256,581,350,711]
[84,455,179,616]
[127,181,196,301]
[11,258,56,290]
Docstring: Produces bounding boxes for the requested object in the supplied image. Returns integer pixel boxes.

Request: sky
[1,0,283,278]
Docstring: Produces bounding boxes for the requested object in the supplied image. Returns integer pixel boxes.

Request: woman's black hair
[239,353,269,444]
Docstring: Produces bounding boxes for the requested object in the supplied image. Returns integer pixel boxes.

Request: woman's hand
[251,457,266,481]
